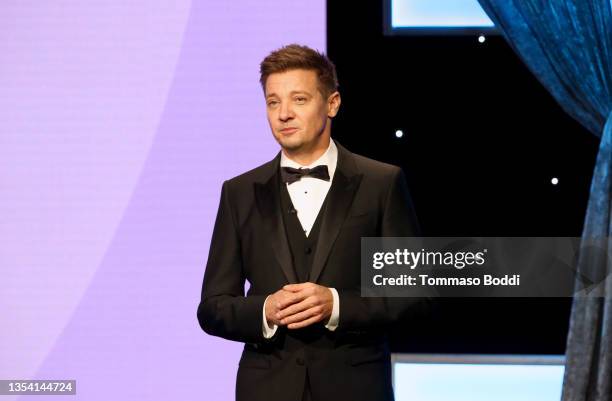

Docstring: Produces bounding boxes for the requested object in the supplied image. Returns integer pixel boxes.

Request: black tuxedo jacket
[198,140,429,401]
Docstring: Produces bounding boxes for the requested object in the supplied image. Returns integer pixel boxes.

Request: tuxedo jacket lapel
[254,153,299,284]
[310,142,363,283]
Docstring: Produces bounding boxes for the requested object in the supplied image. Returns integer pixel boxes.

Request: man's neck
[282,137,331,166]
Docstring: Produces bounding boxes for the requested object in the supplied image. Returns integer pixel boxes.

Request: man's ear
[327,91,341,118]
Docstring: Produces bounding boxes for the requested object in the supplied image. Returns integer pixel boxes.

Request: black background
[327,1,599,354]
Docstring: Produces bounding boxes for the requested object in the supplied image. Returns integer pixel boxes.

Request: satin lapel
[309,142,363,283]
[254,157,298,284]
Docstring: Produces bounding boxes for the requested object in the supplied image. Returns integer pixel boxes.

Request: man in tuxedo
[197,44,428,401]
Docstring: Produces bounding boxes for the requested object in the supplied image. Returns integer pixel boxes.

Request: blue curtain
[476,1,611,400]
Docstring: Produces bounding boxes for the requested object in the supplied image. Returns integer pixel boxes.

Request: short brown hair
[259,44,339,98]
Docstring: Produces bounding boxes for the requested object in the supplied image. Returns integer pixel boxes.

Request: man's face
[265,69,339,154]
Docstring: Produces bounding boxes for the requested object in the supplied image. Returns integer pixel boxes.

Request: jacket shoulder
[223,157,277,190]
[350,151,402,179]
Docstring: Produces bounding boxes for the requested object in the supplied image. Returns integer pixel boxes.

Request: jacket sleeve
[337,167,433,332]
[197,181,269,344]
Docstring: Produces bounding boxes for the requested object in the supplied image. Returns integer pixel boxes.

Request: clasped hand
[265,282,333,329]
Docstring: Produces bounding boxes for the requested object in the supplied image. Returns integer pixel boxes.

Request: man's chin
[277,138,303,151]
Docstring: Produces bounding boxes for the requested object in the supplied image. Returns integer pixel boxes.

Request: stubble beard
[275,129,307,153]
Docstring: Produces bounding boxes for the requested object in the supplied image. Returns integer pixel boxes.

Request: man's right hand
[265,288,297,326]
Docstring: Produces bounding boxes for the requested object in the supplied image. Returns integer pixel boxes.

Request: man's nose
[278,102,294,121]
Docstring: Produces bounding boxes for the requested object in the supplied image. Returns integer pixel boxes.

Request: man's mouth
[280,127,298,134]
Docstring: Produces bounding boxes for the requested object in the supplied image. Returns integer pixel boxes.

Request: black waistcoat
[279,178,330,283]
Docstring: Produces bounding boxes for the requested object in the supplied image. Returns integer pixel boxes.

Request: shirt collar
[280,139,338,181]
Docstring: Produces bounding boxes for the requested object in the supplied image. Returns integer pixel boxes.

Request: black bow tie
[281,165,330,184]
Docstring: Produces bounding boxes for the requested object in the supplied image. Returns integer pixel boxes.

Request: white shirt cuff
[325,287,340,331]
[262,295,278,339]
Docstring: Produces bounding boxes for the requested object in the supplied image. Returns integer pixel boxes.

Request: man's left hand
[276,282,333,329]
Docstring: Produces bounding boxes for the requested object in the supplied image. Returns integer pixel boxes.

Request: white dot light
[395,130,404,138]
[551,177,559,185]
[478,35,486,43]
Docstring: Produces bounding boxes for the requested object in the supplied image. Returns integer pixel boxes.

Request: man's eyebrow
[266,90,312,99]
[289,90,312,96]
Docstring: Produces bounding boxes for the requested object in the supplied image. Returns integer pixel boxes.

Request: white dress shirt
[262,139,340,338]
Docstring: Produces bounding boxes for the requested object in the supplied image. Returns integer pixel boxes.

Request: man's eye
[295,97,307,103]
[267,101,279,106]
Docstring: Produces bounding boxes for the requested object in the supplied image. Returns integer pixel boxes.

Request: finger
[277,292,307,310]
[287,315,321,330]
[277,297,315,320]
[283,283,309,292]
[281,306,322,325]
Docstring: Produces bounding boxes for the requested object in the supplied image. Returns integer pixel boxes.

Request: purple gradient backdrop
[0,1,324,400]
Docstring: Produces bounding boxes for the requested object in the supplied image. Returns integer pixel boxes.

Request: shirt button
[305,247,312,254]
[296,357,305,366]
